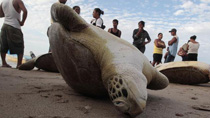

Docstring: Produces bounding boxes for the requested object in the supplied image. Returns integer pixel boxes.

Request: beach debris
[57,100,69,103]
[76,105,92,114]
[191,97,198,100]
[40,94,49,98]
[55,94,62,98]
[30,51,36,58]
[175,113,184,117]
[192,105,210,112]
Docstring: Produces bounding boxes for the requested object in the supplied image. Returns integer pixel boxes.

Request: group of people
[0,0,200,68]
[130,20,200,66]
[151,28,200,66]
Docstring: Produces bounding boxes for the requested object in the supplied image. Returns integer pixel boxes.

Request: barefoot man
[0,0,27,68]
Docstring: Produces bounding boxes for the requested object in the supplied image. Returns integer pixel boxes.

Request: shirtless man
[0,0,27,68]
[108,19,122,38]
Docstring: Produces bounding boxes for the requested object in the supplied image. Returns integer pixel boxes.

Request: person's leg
[192,54,197,61]
[152,54,156,66]
[170,55,175,62]
[157,54,162,65]
[165,53,175,63]
[187,54,192,61]
[17,53,23,68]
[1,52,11,67]
[165,55,170,63]
[7,26,24,68]
[182,55,188,61]
[152,61,156,66]
[0,24,11,67]
[1,53,7,65]
[195,54,198,61]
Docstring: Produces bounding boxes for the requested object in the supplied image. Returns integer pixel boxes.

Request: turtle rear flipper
[35,53,59,73]
[19,58,36,70]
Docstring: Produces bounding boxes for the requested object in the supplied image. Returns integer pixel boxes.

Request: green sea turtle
[48,3,169,117]
[156,61,210,85]
[19,53,59,72]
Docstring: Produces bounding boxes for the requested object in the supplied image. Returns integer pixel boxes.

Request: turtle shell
[48,25,107,97]
[156,61,210,85]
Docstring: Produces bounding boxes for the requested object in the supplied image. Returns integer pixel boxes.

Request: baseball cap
[169,28,177,33]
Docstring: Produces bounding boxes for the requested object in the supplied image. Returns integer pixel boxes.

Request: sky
[0,0,210,64]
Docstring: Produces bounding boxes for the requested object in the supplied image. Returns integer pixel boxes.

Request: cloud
[181,1,194,9]
[200,0,210,3]
[174,10,184,15]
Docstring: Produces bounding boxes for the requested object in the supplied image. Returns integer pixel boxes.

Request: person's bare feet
[16,65,21,69]
[2,64,12,68]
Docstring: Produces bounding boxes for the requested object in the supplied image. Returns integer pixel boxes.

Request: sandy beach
[0,67,210,118]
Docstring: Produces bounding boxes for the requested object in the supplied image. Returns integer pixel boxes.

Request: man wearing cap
[133,21,151,54]
[165,28,179,63]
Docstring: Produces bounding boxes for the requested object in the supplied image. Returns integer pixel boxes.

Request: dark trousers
[133,44,146,53]
[165,52,175,63]
[182,55,188,61]
[188,53,198,61]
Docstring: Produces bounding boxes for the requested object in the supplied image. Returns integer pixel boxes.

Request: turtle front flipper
[48,23,107,97]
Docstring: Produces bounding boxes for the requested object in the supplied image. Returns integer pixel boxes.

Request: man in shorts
[0,0,27,68]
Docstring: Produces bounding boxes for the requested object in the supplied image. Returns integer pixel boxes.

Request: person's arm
[187,42,190,50]
[108,28,111,33]
[143,32,151,45]
[18,0,27,26]
[0,3,4,18]
[132,29,138,40]
[154,39,159,47]
[162,42,166,48]
[134,28,142,38]
[168,37,177,45]
[96,18,103,28]
[118,30,121,38]
[155,40,165,48]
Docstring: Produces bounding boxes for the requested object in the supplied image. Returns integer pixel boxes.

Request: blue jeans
[165,52,175,63]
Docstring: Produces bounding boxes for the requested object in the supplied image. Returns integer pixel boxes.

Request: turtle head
[107,75,147,117]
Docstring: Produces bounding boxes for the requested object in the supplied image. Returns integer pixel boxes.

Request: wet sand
[0,67,210,118]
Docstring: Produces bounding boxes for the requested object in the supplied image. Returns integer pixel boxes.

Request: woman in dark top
[108,19,121,38]
[133,21,151,53]
[91,8,105,29]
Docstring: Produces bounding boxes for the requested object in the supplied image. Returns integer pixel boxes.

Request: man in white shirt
[0,0,27,68]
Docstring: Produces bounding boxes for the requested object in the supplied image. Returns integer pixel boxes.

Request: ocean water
[0,58,18,68]
[0,54,30,68]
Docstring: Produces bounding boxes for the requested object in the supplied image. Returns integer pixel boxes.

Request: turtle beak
[113,96,146,117]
